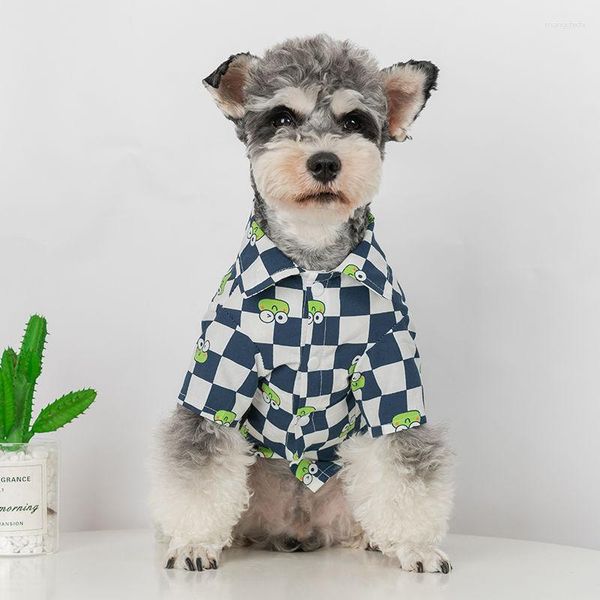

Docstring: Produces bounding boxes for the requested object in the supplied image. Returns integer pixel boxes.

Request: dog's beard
[295,190,350,205]
[252,134,381,221]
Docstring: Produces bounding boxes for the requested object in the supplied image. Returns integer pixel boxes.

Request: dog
[151,34,453,574]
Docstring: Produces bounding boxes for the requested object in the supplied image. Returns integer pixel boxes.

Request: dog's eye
[271,109,297,129]
[341,110,380,142]
[342,113,363,132]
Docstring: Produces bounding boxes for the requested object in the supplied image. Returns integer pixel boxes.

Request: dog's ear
[202,53,258,120]
[381,60,438,142]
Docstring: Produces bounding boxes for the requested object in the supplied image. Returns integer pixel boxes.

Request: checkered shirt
[178,213,426,492]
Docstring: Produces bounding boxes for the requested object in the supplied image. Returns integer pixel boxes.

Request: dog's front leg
[338,425,454,573]
[150,406,255,570]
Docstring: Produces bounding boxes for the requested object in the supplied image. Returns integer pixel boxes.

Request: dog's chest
[235,271,396,400]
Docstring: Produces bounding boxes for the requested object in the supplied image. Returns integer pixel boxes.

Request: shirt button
[312,282,325,297]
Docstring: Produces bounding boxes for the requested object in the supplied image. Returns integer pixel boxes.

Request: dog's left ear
[381,60,439,142]
[202,53,259,120]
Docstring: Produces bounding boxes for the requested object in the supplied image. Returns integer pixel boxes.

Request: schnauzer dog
[151,34,453,574]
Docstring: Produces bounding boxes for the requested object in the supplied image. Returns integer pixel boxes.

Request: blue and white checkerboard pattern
[178,214,426,492]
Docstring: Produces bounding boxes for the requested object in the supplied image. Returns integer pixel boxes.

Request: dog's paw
[394,546,452,574]
[164,539,222,571]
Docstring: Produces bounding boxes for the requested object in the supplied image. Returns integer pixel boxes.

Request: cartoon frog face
[339,419,356,439]
[350,371,365,391]
[348,355,361,375]
[239,424,249,439]
[295,406,316,426]
[261,382,281,409]
[294,458,319,485]
[307,300,326,324]
[392,410,422,430]
[194,337,210,363]
[258,298,290,324]
[217,270,232,295]
[367,212,375,224]
[255,446,274,458]
[214,409,236,426]
[342,264,367,282]
[247,220,265,246]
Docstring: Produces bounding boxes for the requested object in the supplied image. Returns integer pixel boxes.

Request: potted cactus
[0,315,96,555]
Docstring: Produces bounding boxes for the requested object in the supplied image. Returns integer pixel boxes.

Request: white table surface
[1,529,599,600]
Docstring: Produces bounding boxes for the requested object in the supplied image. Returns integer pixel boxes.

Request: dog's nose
[306,152,341,183]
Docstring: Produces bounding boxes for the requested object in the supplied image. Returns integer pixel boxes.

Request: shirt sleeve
[351,316,426,437]
[178,305,260,429]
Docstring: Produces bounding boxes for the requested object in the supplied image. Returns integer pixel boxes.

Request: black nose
[306,152,341,183]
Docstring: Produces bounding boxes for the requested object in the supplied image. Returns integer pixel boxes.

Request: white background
[1,1,598,549]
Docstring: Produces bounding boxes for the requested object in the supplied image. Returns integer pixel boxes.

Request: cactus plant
[0,315,96,443]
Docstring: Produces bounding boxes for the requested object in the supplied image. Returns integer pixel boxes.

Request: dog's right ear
[381,60,439,142]
[202,53,258,120]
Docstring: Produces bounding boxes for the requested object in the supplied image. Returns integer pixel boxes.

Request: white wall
[1,0,598,548]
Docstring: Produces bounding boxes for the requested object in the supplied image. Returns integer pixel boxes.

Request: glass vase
[0,441,59,555]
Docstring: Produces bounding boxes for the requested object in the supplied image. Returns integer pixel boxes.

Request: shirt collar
[235,213,395,300]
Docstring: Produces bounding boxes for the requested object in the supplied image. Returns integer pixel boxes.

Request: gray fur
[389,425,453,482]
[242,35,388,154]
[160,405,252,470]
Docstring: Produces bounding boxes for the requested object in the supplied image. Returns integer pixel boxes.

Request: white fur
[247,85,320,116]
[252,132,382,224]
[265,207,347,253]
[149,425,255,568]
[337,433,454,572]
[329,88,379,122]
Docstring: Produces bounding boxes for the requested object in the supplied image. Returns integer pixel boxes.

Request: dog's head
[203,34,438,223]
